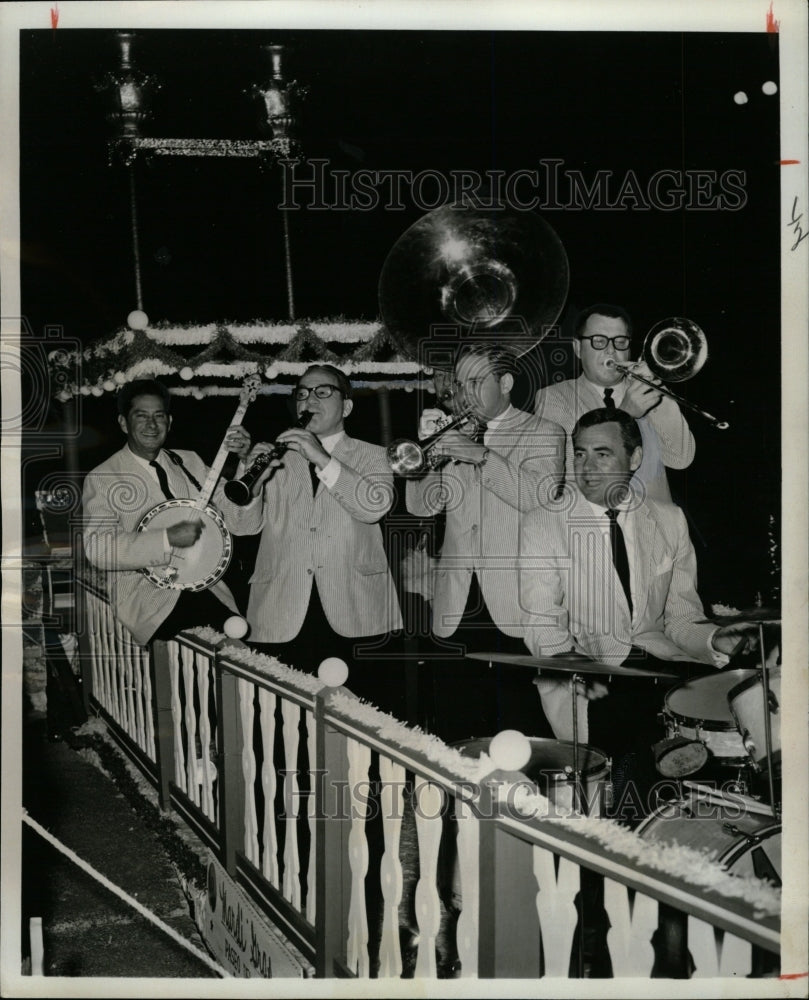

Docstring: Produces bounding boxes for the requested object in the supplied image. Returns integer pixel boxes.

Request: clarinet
[224,411,313,506]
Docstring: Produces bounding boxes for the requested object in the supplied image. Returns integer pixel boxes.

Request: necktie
[605,508,633,616]
[309,462,320,496]
[603,387,616,410]
[471,420,488,445]
[149,459,175,500]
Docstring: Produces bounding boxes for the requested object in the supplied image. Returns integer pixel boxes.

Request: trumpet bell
[386,438,429,477]
[645,317,708,383]
[379,202,569,362]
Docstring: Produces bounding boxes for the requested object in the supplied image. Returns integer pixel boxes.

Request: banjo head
[137,498,232,591]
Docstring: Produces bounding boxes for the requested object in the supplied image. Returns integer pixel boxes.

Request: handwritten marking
[779,971,809,980]
[780,160,801,165]
[788,197,808,251]
[50,4,59,30]
[766,2,779,32]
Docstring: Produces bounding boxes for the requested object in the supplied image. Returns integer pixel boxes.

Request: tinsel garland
[48,318,423,399]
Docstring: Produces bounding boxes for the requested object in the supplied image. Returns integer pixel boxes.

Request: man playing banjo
[82,378,251,645]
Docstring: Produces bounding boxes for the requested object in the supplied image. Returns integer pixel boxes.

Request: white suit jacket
[534,374,695,502]
[518,489,718,739]
[229,434,403,642]
[82,446,240,645]
[406,408,564,638]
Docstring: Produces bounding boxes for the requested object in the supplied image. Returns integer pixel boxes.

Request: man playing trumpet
[406,343,564,741]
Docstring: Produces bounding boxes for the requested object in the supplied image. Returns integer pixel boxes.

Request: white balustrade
[604,879,658,976]
[306,708,317,926]
[454,797,480,977]
[258,687,279,888]
[377,755,406,978]
[168,641,187,792]
[238,677,260,866]
[281,700,303,908]
[412,778,445,979]
[196,648,216,820]
[533,845,581,976]
[345,737,372,976]
[688,916,753,978]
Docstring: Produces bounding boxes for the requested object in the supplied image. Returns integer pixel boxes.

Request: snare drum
[728,667,782,773]
[637,785,781,885]
[452,736,612,817]
[661,670,756,773]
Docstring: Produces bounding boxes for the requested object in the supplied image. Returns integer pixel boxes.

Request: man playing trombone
[406,343,564,742]
[535,303,695,503]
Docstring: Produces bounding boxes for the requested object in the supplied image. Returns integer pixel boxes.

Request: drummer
[519,407,755,817]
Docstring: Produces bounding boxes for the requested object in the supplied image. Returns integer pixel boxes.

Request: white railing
[77,595,781,980]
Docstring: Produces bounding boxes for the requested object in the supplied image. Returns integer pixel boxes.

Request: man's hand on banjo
[167,520,204,548]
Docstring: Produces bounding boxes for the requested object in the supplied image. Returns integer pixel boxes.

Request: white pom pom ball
[127,309,149,330]
[179,366,194,381]
[91,386,104,397]
[318,657,349,688]
[733,91,748,105]
[113,371,127,385]
[79,385,92,396]
[264,364,279,380]
[489,730,531,772]
[103,379,116,392]
[223,616,249,639]
[762,80,777,96]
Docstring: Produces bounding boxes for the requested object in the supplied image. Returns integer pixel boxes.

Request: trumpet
[224,411,313,505]
[604,318,729,430]
[386,405,480,477]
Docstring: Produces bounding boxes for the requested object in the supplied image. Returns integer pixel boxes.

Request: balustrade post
[76,589,94,714]
[150,639,175,810]
[314,694,351,978]
[476,781,497,978]
[216,664,245,877]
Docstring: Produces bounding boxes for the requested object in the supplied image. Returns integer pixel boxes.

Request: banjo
[137,374,261,591]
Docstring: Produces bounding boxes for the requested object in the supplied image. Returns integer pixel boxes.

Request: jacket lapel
[630,501,658,624]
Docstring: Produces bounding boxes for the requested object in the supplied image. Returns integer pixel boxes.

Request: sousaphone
[378,201,569,363]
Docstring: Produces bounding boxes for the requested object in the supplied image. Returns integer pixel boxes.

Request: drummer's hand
[619,360,664,418]
[418,408,447,441]
[573,678,609,700]
[712,622,760,658]
[225,425,251,459]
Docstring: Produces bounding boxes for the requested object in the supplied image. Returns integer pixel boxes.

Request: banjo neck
[194,373,261,509]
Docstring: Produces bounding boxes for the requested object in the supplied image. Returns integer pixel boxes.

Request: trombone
[605,318,729,430]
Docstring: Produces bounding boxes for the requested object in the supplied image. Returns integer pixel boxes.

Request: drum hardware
[137,374,262,591]
[467,651,675,817]
[658,669,757,778]
[603,318,729,429]
[224,410,313,505]
[386,405,480,477]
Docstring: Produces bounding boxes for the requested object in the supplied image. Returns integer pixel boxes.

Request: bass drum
[452,736,612,817]
[637,785,781,885]
[728,667,782,773]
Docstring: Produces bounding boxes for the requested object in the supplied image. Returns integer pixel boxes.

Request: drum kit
[467,609,783,885]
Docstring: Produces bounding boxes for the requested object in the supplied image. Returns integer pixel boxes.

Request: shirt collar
[583,376,627,405]
[581,492,633,519]
[128,444,163,468]
[484,403,518,435]
[319,430,345,455]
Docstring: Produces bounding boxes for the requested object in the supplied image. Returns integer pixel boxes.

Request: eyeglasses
[294,384,344,401]
[580,335,631,351]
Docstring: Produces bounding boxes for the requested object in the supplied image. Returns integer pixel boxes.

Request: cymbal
[698,607,782,625]
[466,652,678,679]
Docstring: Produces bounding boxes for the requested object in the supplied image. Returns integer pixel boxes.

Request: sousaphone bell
[378,201,570,363]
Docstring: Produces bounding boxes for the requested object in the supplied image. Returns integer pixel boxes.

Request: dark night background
[18,28,781,609]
